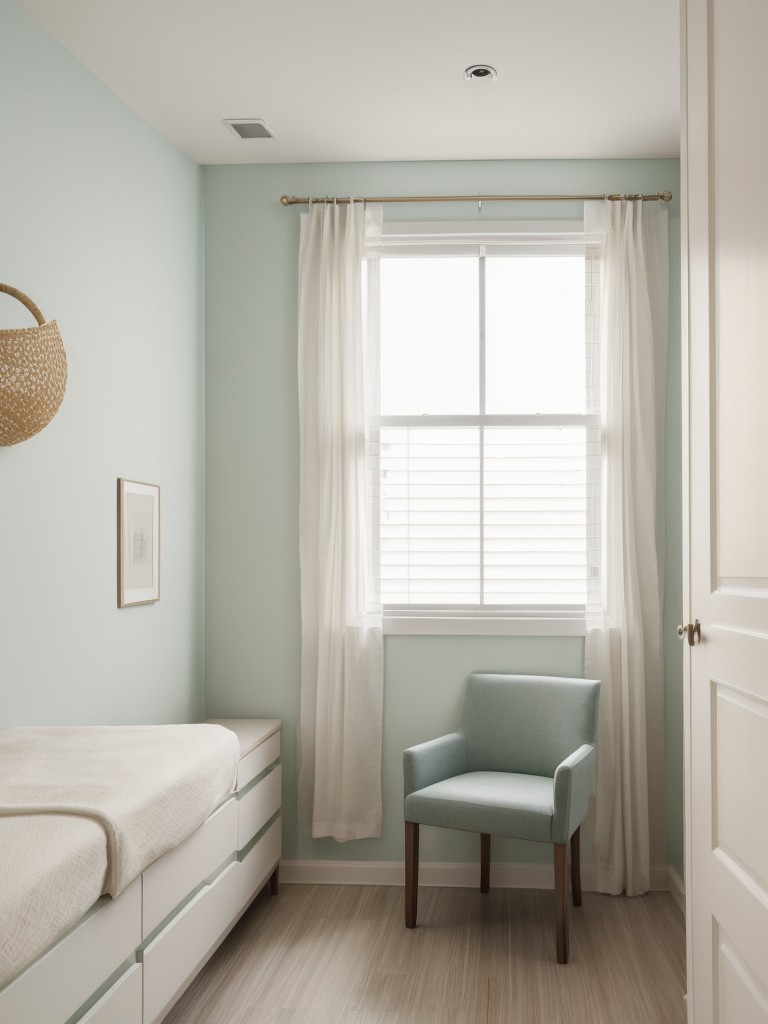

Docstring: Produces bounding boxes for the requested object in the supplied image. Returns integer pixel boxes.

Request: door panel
[716,931,768,1024]
[712,0,768,583]
[712,682,768,889]
[684,0,768,1020]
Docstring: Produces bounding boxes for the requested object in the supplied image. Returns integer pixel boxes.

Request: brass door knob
[677,620,701,646]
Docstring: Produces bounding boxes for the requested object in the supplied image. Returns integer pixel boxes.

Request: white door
[683,0,768,1020]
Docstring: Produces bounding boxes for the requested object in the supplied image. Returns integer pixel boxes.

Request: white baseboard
[281,859,677,893]
[281,860,405,886]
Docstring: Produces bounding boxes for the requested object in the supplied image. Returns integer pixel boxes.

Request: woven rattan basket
[0,283,67,446]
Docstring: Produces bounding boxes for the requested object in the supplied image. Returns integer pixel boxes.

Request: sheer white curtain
[585,199,668,896]
[297,200,384,841]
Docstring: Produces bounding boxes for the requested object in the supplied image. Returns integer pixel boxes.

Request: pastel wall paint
[0,0,206,726]
[0,0,682,876]
[203,159,682,874]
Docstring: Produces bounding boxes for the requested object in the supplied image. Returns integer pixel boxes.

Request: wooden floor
[163,883,686,1024]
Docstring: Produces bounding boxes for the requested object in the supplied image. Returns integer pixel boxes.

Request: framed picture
[118,479,160,607]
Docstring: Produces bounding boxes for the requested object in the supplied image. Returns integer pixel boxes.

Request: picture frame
[117,478,160,607]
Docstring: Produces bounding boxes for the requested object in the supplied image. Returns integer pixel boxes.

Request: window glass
[485,256,586,414]
[380,258,479,415]
[372,235,594,617]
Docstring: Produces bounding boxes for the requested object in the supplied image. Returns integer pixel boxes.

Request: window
[365,223,599,634]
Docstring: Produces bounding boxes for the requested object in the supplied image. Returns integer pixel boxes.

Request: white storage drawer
[239,819,282,911]
[237,730,280,790]
[0,878,141,1024]
[142,861,238,1024]
[76,963,142,1024]
[142,797,238,938]
[238,764,282,850]
[3,720,282,1024]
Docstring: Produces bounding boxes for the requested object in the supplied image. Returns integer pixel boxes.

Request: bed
[0,718,282,1024]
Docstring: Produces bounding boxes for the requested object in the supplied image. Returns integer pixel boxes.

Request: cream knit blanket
[0,724,239,897]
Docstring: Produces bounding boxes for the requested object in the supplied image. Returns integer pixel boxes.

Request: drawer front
[142,861,238,1024]
[238,818,282,911]
[76,963,142,1024]
[142,797,238,938]
[0,878,141,1024]
[237,731,280,790]
[238,764,282,850]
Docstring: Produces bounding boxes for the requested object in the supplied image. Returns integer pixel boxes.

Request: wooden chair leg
[405,821,419,928]
[554,842,570,964]
[571,827,582,907]
[480,833,490,893]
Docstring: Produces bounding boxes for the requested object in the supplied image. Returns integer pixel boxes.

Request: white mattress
[0,814,107,987]
[0,723,240,989]
[0,724,239,896]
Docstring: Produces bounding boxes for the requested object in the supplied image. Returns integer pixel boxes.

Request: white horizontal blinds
[379,422,596,606]
[370,226,596,612]
[484,425,592,605]
[380,426,481,605]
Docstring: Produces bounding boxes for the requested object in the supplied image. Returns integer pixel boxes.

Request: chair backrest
[462,673,601,778]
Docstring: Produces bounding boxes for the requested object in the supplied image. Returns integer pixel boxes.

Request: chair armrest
[552,743,595,844]
[403,732,467,799]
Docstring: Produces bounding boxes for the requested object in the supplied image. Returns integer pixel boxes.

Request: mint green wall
[0,1,206,725]
[0,1,683,878]
[204,159,683,874]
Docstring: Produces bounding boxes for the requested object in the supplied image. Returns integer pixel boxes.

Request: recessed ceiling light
[465,65,498,82]
[222,118,275,140]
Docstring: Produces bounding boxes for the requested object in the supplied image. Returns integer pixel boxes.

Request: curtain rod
[280,191,673,207]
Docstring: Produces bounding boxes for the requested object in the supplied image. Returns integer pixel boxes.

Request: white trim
[371,223,585,258]
[374,413,599,428]
[281,859,674,891]
[383,615,586,637]
[370,236,599,624]
[667,864,686,915]
[381,220,584,239]
[375,221,586,257]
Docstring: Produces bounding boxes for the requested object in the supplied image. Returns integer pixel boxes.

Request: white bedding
[0,814,107,987]
[0,724,239,897]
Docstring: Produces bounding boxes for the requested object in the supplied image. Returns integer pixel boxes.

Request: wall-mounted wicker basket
[0,283,67,446]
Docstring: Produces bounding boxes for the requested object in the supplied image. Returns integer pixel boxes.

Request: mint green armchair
[403,673,600,964]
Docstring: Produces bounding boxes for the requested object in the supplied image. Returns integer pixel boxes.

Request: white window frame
[366,221,598,637]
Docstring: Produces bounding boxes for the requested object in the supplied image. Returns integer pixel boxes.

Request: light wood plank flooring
[163,883,686,1024]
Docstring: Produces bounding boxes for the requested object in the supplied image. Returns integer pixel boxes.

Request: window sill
[383,616,586,637]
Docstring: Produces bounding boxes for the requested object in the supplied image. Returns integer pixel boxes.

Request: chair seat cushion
[405,771,554,843]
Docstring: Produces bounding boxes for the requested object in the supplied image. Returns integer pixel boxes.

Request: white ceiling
[19,0,680,166]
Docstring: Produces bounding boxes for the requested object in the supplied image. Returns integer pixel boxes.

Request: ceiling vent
[223,119,275,140]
